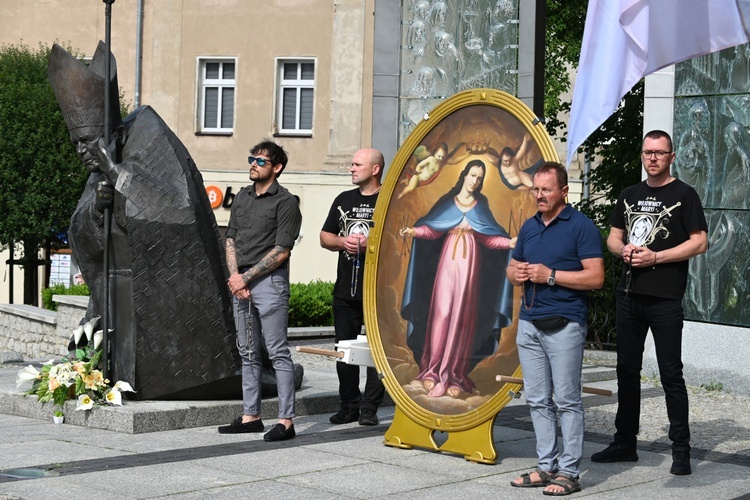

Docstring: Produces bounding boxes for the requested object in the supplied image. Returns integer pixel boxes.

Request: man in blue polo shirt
[506,161,604,496]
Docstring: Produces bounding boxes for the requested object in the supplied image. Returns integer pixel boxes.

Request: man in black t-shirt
[592,130,708,476]
[320,148,387,426]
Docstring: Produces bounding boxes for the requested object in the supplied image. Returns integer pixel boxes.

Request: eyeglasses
[248,156,272,167]
[641,150,672,159]
[530,187,560,197]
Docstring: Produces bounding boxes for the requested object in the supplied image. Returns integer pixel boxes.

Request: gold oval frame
[365,88,560,433]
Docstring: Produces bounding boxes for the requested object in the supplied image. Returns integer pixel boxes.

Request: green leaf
[90,348,102,368]
[52,385,68,407]
[75,376,85,396]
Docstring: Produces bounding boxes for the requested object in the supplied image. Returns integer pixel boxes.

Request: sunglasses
[247,156,272,167]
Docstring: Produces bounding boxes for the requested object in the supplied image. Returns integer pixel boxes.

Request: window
[277,59,315,136]
[198,59,235,133]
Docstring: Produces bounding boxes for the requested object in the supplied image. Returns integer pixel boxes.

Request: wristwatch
[547,269,557,286]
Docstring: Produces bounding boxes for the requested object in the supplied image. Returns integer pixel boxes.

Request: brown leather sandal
[542,473,581,496]
[510,468,555,488]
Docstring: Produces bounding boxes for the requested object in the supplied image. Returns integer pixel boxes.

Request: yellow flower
[105,389,122,406]
[76,394,94,411]
[83,370,105,390]
[73,362,86,376]
[48,377,60,392]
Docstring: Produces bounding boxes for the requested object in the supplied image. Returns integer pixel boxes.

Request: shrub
[41,283,90,311]
[288,280,334,327]
[41,280,334,327]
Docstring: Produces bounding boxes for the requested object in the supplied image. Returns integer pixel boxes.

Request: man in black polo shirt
[218,139,302,442]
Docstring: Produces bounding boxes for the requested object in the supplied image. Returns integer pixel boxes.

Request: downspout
[134,0,144,108]
[583,156,591,200]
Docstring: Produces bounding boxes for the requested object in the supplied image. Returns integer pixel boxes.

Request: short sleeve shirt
[226,180,302,269]
[321,188,378,300]
[608,179,707,299]
[512,204,603,325]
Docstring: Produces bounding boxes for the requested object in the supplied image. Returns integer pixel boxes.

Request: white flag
[566,0,750,167]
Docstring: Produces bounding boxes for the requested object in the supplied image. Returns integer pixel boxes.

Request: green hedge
[42,280,334,327]
[41,283,90,311]
[289,280,334,327]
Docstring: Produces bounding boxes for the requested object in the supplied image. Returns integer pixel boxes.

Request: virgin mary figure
[400,159,515,398]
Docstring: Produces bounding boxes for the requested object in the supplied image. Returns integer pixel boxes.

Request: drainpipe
[134,0,144,108]
[583,155,591,200]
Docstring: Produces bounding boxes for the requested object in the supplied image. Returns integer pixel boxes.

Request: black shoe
[359,409,378,426]
[329,409,359,424]
[218,416,264,434]
[670,451,691,475]
[264,423,296,442]
[591,442,638,463]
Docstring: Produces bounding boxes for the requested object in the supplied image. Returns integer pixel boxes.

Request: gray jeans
[234,268,295,419]
[516,319,586,477]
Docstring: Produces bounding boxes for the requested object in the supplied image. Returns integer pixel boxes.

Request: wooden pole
[496,375,613,397]
[295,346,345,359]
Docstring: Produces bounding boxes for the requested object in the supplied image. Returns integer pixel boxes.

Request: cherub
[496,133,541,190]
[398,142,455,199]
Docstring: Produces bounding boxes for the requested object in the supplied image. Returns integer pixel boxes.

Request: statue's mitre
[48,42,121,141]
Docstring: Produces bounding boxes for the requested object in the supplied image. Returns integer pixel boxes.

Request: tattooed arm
[241,245,290,284]
[226,244,290,295]
[225,238,250,299]
[225,238,240,275]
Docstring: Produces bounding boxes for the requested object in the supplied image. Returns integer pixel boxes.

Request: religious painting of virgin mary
[365,90,559,422]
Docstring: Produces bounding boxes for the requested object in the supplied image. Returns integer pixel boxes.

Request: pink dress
[413,200,512,397]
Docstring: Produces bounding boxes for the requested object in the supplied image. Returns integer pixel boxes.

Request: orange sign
[206,185,224,209]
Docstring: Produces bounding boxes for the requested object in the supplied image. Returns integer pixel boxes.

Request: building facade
[2,0,545,303]
[1,0,378,296]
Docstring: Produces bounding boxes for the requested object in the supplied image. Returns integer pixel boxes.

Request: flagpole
[102,0,115,381]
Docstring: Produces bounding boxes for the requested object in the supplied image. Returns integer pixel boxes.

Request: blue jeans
[614,293,689,452]
[517,319,586,477]
[234,268,295,419]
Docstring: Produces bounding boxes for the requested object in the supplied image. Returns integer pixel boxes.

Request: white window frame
[197,58,236,134]
[275,58,315,136]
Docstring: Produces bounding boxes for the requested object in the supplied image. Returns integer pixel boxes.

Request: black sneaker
[359,409,378,426]
[591,442,638,463]
[218,416,264,434]
[329,409,359,424]
[263,423,296,442]
[670,451,691,475]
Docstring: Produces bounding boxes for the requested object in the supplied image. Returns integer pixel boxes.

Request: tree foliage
[0,42,86,250]
[544,0,643,226]
[544,0,645,346]
[0,42,88,302]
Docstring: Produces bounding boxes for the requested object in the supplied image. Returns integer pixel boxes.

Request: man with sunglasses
[593,130,707,475]
[320,148,387,427]
[219,140,302,442]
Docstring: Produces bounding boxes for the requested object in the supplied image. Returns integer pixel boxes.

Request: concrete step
[582,365,617,383]
[0,340,618,434]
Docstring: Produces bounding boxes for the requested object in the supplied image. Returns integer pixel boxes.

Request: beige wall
[1,0,376,293]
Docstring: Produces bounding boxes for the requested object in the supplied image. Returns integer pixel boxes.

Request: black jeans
[333,296,385,412]
[614,293,690,452]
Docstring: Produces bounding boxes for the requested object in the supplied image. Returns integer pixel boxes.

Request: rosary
[624,248,635,297]
[522,282,535,310]
[350,238,362,297]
